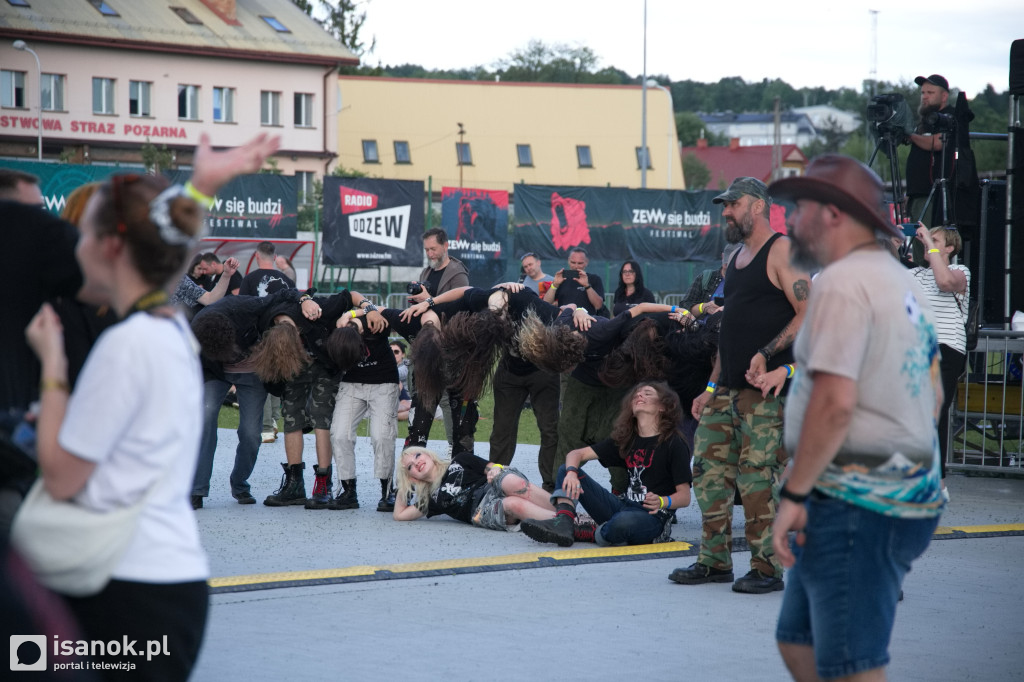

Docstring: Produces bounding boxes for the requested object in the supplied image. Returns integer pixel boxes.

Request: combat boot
[377,477,396,512]
[328,478,359,510]
[263,463,306,506]
[520,504,577,547]
[304,464,333,509]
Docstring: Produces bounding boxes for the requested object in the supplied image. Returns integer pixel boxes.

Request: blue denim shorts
[775,493,939,679]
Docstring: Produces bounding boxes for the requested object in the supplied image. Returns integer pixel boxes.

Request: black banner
[175,173,297,239]
[321,177,425,266]
[441,187,509,287]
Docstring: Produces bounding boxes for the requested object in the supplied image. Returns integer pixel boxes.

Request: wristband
[697,302,705,314]
[584,285,592,290]
[784,364,795,379]
[300,295,312,303]
[928,248,940,254]
[40,377,70,393]
[365,303,378,312]
[565,466,581,475]
[658,496,666,509]
[183,181,215,210]
[758,347,773,362]
[671,305,677,313]
[779,485,810,504]
[350,310,358,318]
[705,381,717,393]
[491,464,503,470]
[666,495,672,510]
[426,297,434,308]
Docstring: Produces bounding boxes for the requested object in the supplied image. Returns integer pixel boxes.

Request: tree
[682,153,710,190]
[291,0,375,57]
[676,112,726,147]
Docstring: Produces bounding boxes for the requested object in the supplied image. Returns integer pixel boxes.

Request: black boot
[304,464,333,510]
[328,478,359,510]
[520,503,577,547]
[263,463,306,506]
[377,478,396,512]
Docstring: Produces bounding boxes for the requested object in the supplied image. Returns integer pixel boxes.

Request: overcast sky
[359,0,1022,99]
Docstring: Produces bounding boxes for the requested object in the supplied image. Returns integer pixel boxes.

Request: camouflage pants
[692,388,788,577]
[282,359,340,433]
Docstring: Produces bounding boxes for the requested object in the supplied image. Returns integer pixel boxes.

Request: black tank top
[719,232,795,390]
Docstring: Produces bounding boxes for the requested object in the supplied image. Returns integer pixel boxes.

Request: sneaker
[233,491,257,505]
[191,495,203,510]
[732,569,784,594]
[261,431,277,443]
[668,562,734,585]
[521,514,575,547]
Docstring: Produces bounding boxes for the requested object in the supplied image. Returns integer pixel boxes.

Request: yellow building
[336,76,684,192]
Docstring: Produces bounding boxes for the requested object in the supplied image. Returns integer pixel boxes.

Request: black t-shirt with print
[424,267,445,297]
[341,325,399,385]
[592,433,691,502]
[239,269,296,297]
[426,452,490,523]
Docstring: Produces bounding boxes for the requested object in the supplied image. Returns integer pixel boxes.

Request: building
[792,104,862,135]
[698,111,818,148]
[335,76,684,192]
[680,138,808,189]
[0,0,357,196]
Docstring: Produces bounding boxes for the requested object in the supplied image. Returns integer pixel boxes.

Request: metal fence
[949,330,1024,473]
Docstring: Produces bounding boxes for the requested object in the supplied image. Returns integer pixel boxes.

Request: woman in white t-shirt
[25,133,278,679]
[912,224,970,493]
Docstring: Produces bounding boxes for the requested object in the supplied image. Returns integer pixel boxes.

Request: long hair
[61,182,100,227]
[324,325,367,374]
[516,309,587,374]
[191,311,240,363]
[598,318,668,388]
[440,310,511,400]
[614,260,646,300]
[410,324,445,406]
[249,323,310,383]
[664,311,722,406]
[609,381,683,459]
[91,174,202,288]
[395,447,450,515]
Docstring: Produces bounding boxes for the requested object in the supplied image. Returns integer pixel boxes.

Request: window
[261,16,289,32]
[260,91,280,126]
[576,145,593,168]
[394,140,411,164]
[1,70,26,108]
[362,140,379,163]
[456,142,472,166]
[129,80,151,117]
[635,146,652,170]
[294,92,313,127]
[88,0,119,16]
[92,77,115,114]
[178,84,199,120]
[40,73,64,111]
[171,6,202,24]
[516,144,533,167]
[295,171,315,205]
[213,87,235,123]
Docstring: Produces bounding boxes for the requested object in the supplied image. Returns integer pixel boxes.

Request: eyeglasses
[621,269,635,274]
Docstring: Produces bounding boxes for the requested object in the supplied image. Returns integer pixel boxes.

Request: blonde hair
[395,447,449,515]
[930,226,962,256]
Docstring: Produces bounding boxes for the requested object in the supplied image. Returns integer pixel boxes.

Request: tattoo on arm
[765,319,799,356]
[792,278,810,302]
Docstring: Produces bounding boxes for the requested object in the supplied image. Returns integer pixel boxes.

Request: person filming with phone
[543,246,608,317]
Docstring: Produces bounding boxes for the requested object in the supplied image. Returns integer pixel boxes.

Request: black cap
[914,74,949,92]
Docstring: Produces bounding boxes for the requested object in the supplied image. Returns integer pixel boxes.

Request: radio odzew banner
[321,178,425,266]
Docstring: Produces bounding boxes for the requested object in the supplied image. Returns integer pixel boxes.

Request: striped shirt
[911,264,970,353]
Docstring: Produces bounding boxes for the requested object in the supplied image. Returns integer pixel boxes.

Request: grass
[216,383,544,446]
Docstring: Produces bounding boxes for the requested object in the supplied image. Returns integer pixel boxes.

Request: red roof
[681,142,807,186]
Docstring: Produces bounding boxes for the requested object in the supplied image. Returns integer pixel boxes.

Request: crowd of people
[0,73,967,682]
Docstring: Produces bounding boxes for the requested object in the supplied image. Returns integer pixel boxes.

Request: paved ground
[191,431,1024,681]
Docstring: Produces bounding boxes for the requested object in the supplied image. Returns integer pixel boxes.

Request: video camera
[866,93,915,145]
[924,110,956,134]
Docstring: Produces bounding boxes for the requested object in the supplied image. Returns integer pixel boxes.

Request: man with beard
[543,246,608,317]
[768,155,944,681]
[668,176,811,594]
[905,74,954,227]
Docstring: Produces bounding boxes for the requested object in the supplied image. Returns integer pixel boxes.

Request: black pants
[63,579,209,681]
[938,344,967,479]
[488,363,560,487]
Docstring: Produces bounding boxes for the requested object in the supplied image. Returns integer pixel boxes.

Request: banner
[441,187,509,287]
[321,177,425,266]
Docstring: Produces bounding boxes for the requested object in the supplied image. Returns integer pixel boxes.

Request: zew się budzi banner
[440,187,509,287]
[321,177,425,266]
[176,173,298,239]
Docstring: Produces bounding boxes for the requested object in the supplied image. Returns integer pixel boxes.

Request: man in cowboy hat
[768,155,945,681]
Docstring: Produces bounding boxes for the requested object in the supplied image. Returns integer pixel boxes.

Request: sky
[358,0,1023,99]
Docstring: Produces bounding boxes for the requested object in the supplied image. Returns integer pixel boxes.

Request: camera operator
[408,228,469,304]
[906,74,955,228]
[543,246,608,317]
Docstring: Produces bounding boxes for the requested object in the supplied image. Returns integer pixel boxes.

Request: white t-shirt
[784,250,944,518]
[911,263,970,353]
[60,311,209,583]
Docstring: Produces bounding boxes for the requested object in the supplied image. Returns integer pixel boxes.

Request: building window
[362,140,379,163]
[178,84,199,120]
[92,77,115,115]
[40,73,64,111]
[456,142,472,166]
[88,0,119,16]
[635,146,653,170]
[213,87,235,123]
[516,144,533,167]
[261,91,280,126]
[261,16,290,32]
[576,145,593,168]
[294,92,313,127]
[1,70,26,108]
[296,171,315,205]
[394,140,411,164]
[129,80,151,117]
[171,6,202,24]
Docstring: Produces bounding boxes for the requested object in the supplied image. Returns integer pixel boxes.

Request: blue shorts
[775,493,939,679]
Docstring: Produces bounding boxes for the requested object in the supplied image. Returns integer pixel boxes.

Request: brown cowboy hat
[769,154,901,238]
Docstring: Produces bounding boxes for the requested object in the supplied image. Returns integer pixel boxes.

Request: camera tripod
[912,131,955,228]
[868,131,908,225]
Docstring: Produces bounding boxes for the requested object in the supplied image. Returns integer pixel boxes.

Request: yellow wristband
[928,248,940,254]
[491,464,503,469]
[183,181,215,210]
[697,302,705,314]
[350,310,358,318]
[40,377,70,393]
